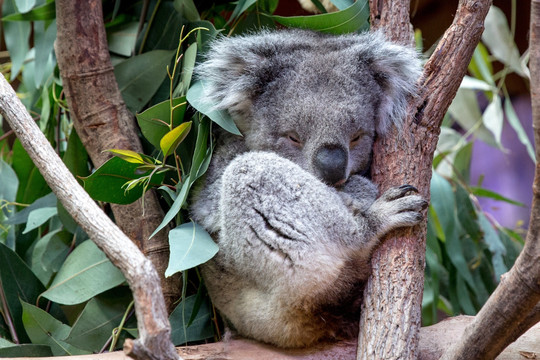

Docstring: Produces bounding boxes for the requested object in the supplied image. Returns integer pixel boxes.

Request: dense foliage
[0,0,529,356]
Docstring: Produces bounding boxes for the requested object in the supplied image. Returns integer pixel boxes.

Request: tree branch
[0,74,179,359]
[358,1,491,359]
[54,0,181,311]
[440,1,540,358]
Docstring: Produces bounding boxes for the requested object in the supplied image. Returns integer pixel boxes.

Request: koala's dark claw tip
[399,184,418,193]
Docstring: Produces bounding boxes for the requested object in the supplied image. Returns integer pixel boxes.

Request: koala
[189,30,427,348]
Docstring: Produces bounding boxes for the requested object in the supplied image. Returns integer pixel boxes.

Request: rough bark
[12,316,540,360]
[54,0,181,311]
[358,1,491,359]
[440,1,540,358]
[0,75,179,359]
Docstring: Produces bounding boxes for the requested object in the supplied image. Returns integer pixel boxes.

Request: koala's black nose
[314,145,348,186]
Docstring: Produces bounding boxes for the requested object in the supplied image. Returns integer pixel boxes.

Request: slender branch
[0,74,179,360]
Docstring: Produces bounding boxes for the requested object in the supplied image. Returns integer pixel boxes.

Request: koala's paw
[368,185,428,237]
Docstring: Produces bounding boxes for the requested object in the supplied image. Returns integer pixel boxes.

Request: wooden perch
[11,316,540,359]
[0,75,179,359]
[359,0,491,358]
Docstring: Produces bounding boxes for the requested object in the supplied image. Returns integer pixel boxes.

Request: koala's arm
[189,134,247,233]
[338,174,379,213]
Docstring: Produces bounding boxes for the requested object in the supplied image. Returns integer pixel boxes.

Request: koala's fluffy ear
[353,32,422,135]
[195,31,295,133]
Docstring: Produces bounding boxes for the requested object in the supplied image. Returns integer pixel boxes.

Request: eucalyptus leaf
[166,221,218,276]
[107,21,138,57]
[470,187,525,207]
[14,0,35,13]
[227,0,257,24]
[504,97,535,163]
[65,291,133,352]
[482,6,527,77]
[150,176,191,238]
[169,294,213,345]
[5,192,56,225]
[82,157,166,204]
[0,242,46,343]
[161,121,193,157]
[0,159,18,204]
[330,0,354,10]
[482,95,503,146]
[33,19,56,88]
[186,81,241,135]
[21,301,88,356]
[271,0,369,34]
[137,97,187,150]
[0,344,53,357]
[174,42,198,97]
[2,0,30,80]
[23,206,58,234]
[3,1,55,21]
[114,50,175,113]
[174,0,200,22]
[40,240,126,305]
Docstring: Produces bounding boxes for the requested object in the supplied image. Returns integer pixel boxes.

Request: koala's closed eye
[350,132,364,147]
[285,132,303,147]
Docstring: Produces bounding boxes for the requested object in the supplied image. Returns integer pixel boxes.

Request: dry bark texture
[0,75,179,359]
[358,0,491,359]
[54,0,181,310]
[14,316,540,360]
[440,1,540,358]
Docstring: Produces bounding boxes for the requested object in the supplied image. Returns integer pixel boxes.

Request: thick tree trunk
[0,75,179,360]
[440,1,540,358]
[54,0,181,311]
[358,1,491,359]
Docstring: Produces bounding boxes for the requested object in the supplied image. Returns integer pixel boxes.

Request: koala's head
[197,30,422,186]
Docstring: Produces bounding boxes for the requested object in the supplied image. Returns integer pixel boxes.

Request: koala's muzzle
[314,145,348,186]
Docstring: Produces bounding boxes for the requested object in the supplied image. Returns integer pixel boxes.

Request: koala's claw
[369,185,428,236]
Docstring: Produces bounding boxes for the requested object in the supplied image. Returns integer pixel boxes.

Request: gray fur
[190,30,426,348]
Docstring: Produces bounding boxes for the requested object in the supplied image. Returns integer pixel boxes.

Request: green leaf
[430,172,476,290]
[169,294,213,345]
[3,1,55,21]
[482,95,503,145]
[114,50,175,113]
[448,89,498,147]
[64,290,133,352]
[174,42,198,97]
[482,6,527,78]
[0,156,19,205]
[40,240,126,305]
[23,206,58,234]
[330,0,354,10]
[189,117,212,181]
[108,149,145,164]
[30,229,71,285]
[187,81,241,135]
[0,242,46,343]
[165,221,218,276]
[0,344,53,357]
[228,0,257,24]
[33,19,56,87]
[5,192,56,225]
[137,97,187,150]
[469,43,494,86]
[82,157,166,204]
[160,121,192,157]
[21,301,88,356]
[2,0,30,81]
[174,0,200,22]
[470,187,525,207]
[150,176,191,238]
[505,97,536,163]
[14,0,34,13]
[270,0,369,34]
[107,21,139,57]
[62,128,90,179]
